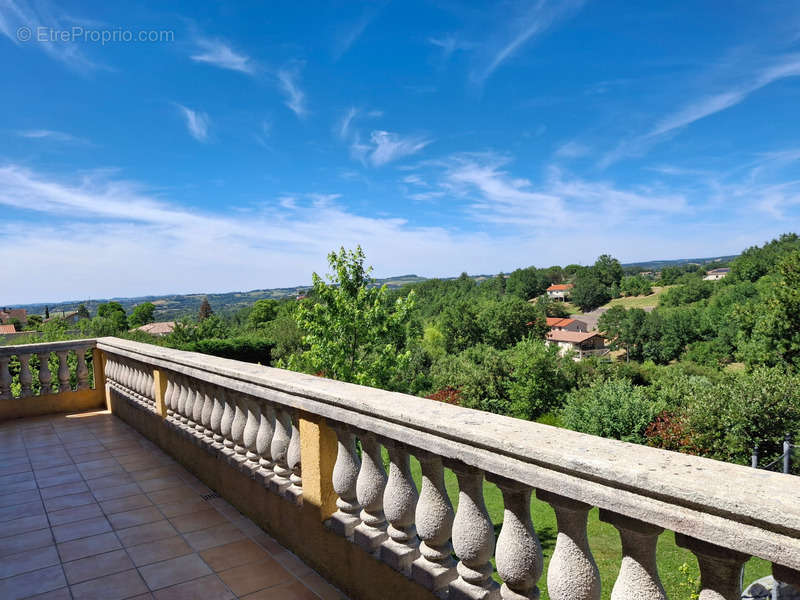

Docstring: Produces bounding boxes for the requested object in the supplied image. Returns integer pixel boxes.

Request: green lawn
[387,451,770,599]
[601,285,675,311]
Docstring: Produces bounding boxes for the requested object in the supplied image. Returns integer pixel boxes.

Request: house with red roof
[0,308,27,325]
[545,317,588,333]
[546,329,607,360]
[546,283,574,301]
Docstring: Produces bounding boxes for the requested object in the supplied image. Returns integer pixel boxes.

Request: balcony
[1,337,799,600]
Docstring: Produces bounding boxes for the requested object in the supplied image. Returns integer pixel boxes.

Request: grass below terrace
[601,285,676,310]
[382,449,770,599]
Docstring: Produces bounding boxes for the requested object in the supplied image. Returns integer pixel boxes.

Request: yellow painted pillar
[299,411,339,521]
[153,369,168,419]
[93,348,114,412]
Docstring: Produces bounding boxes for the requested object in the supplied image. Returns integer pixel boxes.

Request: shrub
[180,337,273,364]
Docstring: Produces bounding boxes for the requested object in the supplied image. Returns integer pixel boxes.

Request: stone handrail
[28,336,800,599]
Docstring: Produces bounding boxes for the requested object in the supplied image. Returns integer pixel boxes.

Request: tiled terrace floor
[0,410,348,600]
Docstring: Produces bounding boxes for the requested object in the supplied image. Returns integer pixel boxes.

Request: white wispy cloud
[368,131,432,166]
[17,129,88,144]
[190,38,255,74]
[470,0,586,84]
[332,3,386,60]
[602,54,800,167]
[176,105,209,141]
[338,107,359,140]
[0,0,99,71]
[555,141,589,158]
[277,67,307,118]
[428,35,473,62]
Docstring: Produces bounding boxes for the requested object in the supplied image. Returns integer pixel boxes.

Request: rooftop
[546,283,574,291]
[0,410,345,600]
[546,329,601,343]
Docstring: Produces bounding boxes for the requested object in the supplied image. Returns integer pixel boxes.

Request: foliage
[76,303,90,319]
[619,275,652,297]
[247,299,279,329]
[430,345,511,414]
[181,336,272,364]
[562,379,665,443]
[505,338,573,420]
[198,297,214,321]
[288,246,415,390]
[571,271,610,312]
[593,254,623,287]
[25,315,43,328]
[95,302,128,332]
[128,302,156,328]
[505,266,548,300]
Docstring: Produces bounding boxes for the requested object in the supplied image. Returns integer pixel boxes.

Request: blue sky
[2,1,800,304]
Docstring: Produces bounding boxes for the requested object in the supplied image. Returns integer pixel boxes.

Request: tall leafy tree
[129,302,156,328]
[572,271,610,311]
[289,246,415,389]
[593,254,624,287]
[506,267,548,300]
[198,297,214,321]
[76,304,90,319]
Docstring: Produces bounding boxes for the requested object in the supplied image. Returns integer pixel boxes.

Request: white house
[546,283,574,301]
[703,268,730,281]
[546,317,588,332]
[546,330,607,359]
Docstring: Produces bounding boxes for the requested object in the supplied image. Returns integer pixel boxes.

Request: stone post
[412,450,456,591]
[380,440,420,572]
[37,352,52,396]
[286,411,303,502]
[354,432,388,552]
[599,510,665,600]
[153,368,169,419]
[19,354,33,398]
[298,412,338,521]
[0,356,11,400]
[328,423,361,537]
[675,534,748,600]
[536,490,600,600]
[269,408,293,493]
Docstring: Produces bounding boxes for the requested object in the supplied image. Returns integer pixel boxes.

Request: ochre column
[299,412,338,521]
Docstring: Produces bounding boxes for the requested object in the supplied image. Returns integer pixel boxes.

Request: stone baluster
[269,408,293,493]
[675,534,748,600]
[183,381,196,431]
[164,375,176,423]
[536,491,600,600]
[210,385,225,447]
[242,397,261,470]
[380,440,420,572]
[255,403,275,478]
[37,352,52,396]
[286,412,303,501]
[354,433,388,552]
[19,354,33,398]
[146,370,155,403]
[449,463,499,600]
[133,364,142,396]
[56,351,71,392]
[599,510,665,600]
[0,356,11,400]
[220,388,235,454]
[174,376,187,427]
[231,393,248,462]
[488,478,542,600]
[200,383,214,441]
[192,383,205,438]
[328,424,361,537]
[76,349,89,390]
[412,451,455,591]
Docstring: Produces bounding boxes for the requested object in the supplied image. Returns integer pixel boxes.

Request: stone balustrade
[3,336,800,600]
[0,339,103,419]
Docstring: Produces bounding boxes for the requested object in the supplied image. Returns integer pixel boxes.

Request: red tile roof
[546,317,575,328]
[0,324,16,334]
[546,330,602,343]
[546,284,574,291]
[134,321,175,335]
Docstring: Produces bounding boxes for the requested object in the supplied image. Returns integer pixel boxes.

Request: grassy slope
[601,285,675,310]
[396,453,769,599]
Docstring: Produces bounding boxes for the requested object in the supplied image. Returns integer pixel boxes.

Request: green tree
[95,302,127,332]
[129,302,156,328]
[572,271,610,312]
[506,267,547,300]
[505,338,572,420]
[25,315,43,329]
[45,306,49,319]
[198,297,214,321]
[439,301,482,353]
[76,304,90,319]
[247,299,279,329]
[594,254,623,287]
[288,246,415,389]
[478,296,546,349]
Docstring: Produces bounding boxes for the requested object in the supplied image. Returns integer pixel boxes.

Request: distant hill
[8,254,738,321]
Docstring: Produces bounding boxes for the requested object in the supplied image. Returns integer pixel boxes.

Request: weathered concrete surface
[0,387,105,421]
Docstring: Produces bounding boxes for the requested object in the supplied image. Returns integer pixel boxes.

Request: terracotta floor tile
[0,545,60,578]
[116,519,178,547]
[43,491,96,512]
[0,565,66,600]
[57,531,122,562]
[138,476,186,493]
[69,568,149,600]
[183,522,245,551]
[39,480,90,499]
[157,498,209,518]
[130,466,181,483]
[47,502,104,527]
[91,482,142,501]
[100,493,153,515]
[241,580,319,600]
[217,557,293,597]
[168,508,228,534]
[0,488,39,508]
[25,587,72,599]
[0,513,50,538]
[52,516,112,543]
[108,506,164,530]
[147,485,201,506]
[86,472,135,491]
[63,548,134,584]
[274,550,315,577]
[138,553,212,590]
[199,538,270,572]
[152,574,233,600]
[0,499,45,522]
[126,536,193,567]
[0,527,53,558]
[36,471,83,489]
[300,571,347,600]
